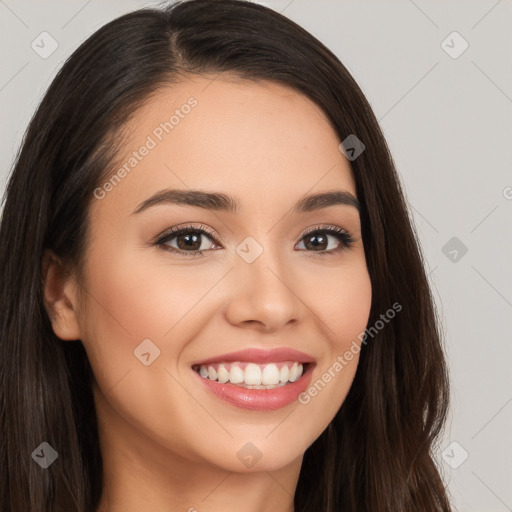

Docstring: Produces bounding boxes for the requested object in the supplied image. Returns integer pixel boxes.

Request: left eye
[296,229,349,252]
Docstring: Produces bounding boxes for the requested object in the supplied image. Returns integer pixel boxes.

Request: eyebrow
[131,188,360,215]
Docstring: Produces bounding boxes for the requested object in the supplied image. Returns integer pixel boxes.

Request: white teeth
[244,363,262,385]
[261,363,280,385]
[196,361,305,387]
[217,365,230,383]
[229,365,244,384]
[208,366,217,381]
[289,362,299,382]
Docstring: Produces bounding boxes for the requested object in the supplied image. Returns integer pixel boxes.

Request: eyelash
[153,223,355,259]
[154,224,354,258]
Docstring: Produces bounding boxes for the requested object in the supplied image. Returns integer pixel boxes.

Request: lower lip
[192,364,314,411]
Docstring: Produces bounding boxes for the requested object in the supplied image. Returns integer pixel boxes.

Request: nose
[224,245,303,332]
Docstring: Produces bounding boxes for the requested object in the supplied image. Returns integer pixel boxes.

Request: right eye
[154,224,221,257]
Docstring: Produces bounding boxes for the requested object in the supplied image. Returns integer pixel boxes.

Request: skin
[43,74,372,512]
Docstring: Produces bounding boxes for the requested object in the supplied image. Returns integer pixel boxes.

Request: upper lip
[192,347,316,366]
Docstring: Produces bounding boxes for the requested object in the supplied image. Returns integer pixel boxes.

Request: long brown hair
[0,1,453,510]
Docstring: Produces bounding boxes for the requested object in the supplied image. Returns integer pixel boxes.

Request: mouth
[190,348,316,411]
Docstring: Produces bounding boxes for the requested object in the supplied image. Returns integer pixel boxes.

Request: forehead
[93,75,356,218]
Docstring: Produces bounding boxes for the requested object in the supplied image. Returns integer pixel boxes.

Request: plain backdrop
[1,1,511,510]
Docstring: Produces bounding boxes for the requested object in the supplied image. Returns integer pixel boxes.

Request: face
[49,75,372,474]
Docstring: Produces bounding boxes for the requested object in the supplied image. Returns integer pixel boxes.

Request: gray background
[1,0,511,510]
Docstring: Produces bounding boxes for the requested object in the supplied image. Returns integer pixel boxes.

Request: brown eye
[296,226,354,255]
[172,231,205,251]
[302,232,329,251]
[155,224,220,257]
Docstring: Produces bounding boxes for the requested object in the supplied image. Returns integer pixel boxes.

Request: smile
[191,348,316,411]
[192,361,305,388]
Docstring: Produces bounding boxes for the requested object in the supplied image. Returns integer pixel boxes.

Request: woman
[0,0,453,510]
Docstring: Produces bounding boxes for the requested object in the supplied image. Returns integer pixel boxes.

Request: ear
[42,249,82,341]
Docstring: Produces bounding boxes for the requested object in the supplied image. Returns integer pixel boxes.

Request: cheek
[293,263,372,429]
[327,264,372,387]
[76,244,185,386]
[334,269,372,344]
[301,258,372,345]
[81,244,206,342]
